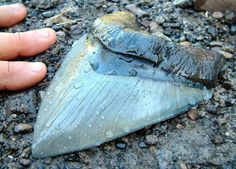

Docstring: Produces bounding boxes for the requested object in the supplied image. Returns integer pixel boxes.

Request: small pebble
[212,12,224,19]
[115,141,127,150]
[56,31,66,37]
[230,24,236,35]
[225,10,236,24]
[155,15,165,24]
[14,123,32,133]
[111,0,120,2]
[209,41,223,47]
[19,158,31,166]
[180,41,191,46]
[187,109,198,121]
[138,141,148,149]
[145,135,158,145]
[173,0,192,8]
[212,135,223,144]
[179,162,188,169]
[149,21,163,34]
[125,4,148,17]
[176,123,185,129]
[42,11,54,18]
[39,91,46,100]
[219,51,233,59]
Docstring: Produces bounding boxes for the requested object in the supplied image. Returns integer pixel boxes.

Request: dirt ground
[0,0,235,168]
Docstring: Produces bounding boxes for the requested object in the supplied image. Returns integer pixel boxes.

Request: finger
[0,61,46,91]
[0,3,27,27]
[0,28,56,60]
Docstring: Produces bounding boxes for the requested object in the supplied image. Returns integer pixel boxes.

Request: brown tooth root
[92,12,225,88]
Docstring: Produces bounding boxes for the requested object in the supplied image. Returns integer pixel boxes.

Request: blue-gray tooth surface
[32,12,225,158]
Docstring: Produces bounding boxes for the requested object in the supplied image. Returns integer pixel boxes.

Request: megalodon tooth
[32,12,225,158]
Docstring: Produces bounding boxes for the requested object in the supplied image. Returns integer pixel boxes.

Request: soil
[0,0,235,168]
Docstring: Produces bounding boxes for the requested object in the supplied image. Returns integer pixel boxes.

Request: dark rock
[230,24,236,35]
[13,123,32,134]
[173,0,192,8]
[111,0,120,2]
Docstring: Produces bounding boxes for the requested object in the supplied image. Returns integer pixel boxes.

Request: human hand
[0,3,56,91]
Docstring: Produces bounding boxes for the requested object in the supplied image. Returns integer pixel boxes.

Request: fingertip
[29,62,47,80]
[18,3,27,20]
[47,28,57,45]
[0,3,27,27]
[0,61,47,91]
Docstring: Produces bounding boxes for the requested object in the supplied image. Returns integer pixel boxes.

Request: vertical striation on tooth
[92,12,225,88]
[32,12,225,158]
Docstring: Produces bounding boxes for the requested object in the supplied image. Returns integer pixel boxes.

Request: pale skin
[0,4,57,91]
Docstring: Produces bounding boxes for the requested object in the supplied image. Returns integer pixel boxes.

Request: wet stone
[139,141,148,149]
[14,123,32,134]
[115,141,127,150]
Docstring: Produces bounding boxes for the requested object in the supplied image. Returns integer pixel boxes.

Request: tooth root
[32,35,212,158]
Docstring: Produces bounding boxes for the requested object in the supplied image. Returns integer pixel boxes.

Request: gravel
[0,0,235,168]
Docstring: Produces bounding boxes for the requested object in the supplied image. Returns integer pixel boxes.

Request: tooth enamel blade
[32,35,212,158]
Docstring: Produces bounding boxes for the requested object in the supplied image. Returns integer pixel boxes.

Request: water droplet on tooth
[88,124,92,128]
[73,83,83,89]
[46,121,51,128]
[129,69,137,76]
[108,70,117,75]
[56,124,61,130]
[83,64,92,73]
[90,60,99,70]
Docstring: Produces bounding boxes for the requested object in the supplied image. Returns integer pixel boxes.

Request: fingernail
[38,29,50,38]
[30,62,43,72]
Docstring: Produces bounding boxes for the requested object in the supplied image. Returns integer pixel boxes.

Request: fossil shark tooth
[32,12,225,158]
